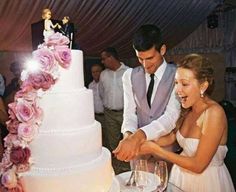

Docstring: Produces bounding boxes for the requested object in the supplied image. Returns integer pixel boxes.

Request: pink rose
[26,72,55,91]
[15,84,37,103]
[16,163,30,173]
[33,47,57,73]
[15,100,37,123]
[4,134,21,149]
[8,103,17,120]
[34,106,43,125]
[1,169,17,189]
[0,151,12,170]
[18,123,37,142]
[54,45,72,68]
[8,183,24,192]
[6,119,19,134]
[45,32,70,46]
[19,82,34,92]
[10,146,31,165]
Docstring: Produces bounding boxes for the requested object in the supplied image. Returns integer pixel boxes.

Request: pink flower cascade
[0,32,71,191]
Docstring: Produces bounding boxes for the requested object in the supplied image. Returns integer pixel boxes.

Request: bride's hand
[56,23,61,28]
[139,141,158,155]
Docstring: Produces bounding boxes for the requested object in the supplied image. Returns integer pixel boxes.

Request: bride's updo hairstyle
[177,54,215,96]
[42,8,51,20]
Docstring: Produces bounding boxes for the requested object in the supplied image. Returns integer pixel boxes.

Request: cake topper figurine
[58,16,74,49]
[42,8,59,40]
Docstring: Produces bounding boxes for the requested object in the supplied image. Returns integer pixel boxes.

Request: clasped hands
[113,134,141,162]
[55,23,62,29]
[113,130,156,162]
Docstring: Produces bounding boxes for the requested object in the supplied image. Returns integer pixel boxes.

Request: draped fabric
[168,9,236,68]
[224,9,236,68]
[166,9,236,103]
[0,0,220,58]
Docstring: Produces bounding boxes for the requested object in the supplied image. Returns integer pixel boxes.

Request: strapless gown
[169,131,235,192]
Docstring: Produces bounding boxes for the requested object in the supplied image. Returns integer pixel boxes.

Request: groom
[113,24,180,169]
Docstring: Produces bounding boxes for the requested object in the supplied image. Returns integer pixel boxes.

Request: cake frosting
[18,50,116,192]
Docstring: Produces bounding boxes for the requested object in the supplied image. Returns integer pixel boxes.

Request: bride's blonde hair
[42,8,51,19]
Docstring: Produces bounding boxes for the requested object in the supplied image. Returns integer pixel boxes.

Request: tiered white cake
[20,50,114,192]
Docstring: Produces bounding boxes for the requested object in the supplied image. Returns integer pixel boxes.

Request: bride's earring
[200,90,204,98]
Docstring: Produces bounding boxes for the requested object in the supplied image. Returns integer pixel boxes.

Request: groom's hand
[113,129,146,162]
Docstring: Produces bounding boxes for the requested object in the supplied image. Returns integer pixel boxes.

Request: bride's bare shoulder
[206,100,225,116]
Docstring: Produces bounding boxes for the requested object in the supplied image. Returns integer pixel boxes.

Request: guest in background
[113,24,180,171]
[42,8,59,40]
[0,94,8,160]
[139,54,235,192]
[0,74,5,97]
[88,63,108,147]
[58,16,75,48]
[3,62,21,108]
[0,74,8,159]
[99,47,129,174]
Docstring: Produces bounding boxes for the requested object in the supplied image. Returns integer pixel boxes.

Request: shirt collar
[145,59,167,80]
[115,62,126,71]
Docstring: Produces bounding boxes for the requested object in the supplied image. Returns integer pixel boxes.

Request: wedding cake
[0,33,118,192]
[20,50,114,192]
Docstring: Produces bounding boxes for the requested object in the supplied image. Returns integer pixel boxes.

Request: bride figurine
[42,8,59,40]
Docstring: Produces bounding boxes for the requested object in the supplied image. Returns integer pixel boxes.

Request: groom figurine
[58,16,75,48]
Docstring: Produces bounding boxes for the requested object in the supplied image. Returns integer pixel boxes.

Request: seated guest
[88,64,107,147]
[139,54,235,192]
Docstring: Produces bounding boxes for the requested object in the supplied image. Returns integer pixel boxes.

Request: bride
[139,54,235,192]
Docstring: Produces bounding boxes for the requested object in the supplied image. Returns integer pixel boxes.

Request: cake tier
[52,49,84,91]
[39,88,94,130]
[30,121,101,168]
[21,148,113,192]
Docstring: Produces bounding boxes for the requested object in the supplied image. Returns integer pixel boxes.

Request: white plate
[116,171,160,192]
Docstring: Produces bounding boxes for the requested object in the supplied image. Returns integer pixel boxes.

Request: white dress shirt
[99,63,129,110]
[122,60,181,140]
[88,80,104,114]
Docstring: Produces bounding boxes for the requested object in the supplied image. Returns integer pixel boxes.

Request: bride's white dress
[169,131,235,192]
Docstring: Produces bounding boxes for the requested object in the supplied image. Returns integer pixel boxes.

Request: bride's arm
[153,131,176,147]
